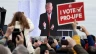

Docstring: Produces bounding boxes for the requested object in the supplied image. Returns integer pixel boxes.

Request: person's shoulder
[26,18,32,23]
[52,12,56,15]
[40,13,46,16]
[26,18,30,21]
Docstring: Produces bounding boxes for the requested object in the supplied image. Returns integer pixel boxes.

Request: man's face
[46,4,53,14]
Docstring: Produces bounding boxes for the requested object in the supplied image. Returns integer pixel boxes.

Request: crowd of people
[0,2,96,54]
[0,16,96,54]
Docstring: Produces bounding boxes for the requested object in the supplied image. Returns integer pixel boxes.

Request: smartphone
[40,44,48,53]
[40,44,47,49]
[61,36,68,45]
[61,40,68,45]
[77,26,81,29]
[12,29,20,45]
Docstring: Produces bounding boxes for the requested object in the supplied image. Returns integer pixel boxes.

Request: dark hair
[48,36,54,45]
[7,40,15,52]
[56,47,74,54]
[31,38,38,44]
[40,44,48,54]
[43,49,56,54]
[49,49,56,54]
[88,46,96,54]
[56,38,59,42]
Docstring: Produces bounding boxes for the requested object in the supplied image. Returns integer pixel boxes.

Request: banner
[57,2,85,25]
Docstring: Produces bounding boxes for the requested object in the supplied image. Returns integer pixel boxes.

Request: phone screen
[40,44,48,54]
[40,44,47,49]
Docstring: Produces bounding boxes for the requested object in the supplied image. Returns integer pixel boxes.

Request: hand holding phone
[16,33,24,45]
[40,44,48,53]
[12,28,21,45]
[61,36,68,45]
